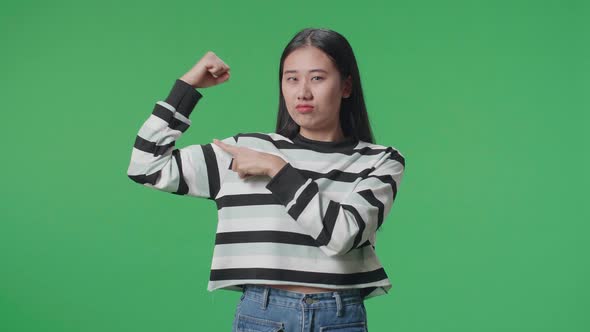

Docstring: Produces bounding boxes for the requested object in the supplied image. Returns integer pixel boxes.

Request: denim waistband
[241,284,363,311]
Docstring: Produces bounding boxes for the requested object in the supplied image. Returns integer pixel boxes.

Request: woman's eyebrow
[283,69,328,74]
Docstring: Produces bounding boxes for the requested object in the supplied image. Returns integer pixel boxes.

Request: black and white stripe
[127,79,236,200]
[127,79,407,301]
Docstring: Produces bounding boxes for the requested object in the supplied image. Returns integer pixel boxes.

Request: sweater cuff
[265,163,309,206]
[164,79,203,118]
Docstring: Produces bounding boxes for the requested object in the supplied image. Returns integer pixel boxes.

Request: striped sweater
[127,79,406,300]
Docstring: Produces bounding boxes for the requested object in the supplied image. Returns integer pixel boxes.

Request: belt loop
[261,287,270,310]
[333,291,343,317]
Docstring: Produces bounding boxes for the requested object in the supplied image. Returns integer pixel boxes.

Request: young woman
[127,28,406,332]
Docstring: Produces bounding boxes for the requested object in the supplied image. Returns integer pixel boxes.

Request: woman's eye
[286,76,323,81]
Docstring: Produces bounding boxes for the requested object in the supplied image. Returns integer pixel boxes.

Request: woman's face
[281,46,352,139]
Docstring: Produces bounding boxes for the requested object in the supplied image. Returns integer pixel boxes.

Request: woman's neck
[298,127,346,143]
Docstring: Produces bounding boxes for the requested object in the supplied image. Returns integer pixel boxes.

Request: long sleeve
[127,79,236,200]
[265,148,406,257]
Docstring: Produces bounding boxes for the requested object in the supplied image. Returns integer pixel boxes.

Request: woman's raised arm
[126,51,235,200]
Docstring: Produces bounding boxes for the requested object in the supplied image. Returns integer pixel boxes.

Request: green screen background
[1,0,588,331]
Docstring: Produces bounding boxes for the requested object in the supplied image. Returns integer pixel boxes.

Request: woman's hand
[180,51,231,88]
[213,139,287,179]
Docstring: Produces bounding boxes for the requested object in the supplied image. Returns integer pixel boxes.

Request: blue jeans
[232,284,368,332]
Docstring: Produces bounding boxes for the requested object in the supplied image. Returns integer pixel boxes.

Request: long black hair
[274,28,376,144]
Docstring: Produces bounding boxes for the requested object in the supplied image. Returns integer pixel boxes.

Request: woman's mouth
[296,106,314,113]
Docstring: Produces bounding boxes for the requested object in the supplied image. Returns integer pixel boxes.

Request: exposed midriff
[260,284,342,294]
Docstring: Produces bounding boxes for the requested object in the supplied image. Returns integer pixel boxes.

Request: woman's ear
[342,75,352,98]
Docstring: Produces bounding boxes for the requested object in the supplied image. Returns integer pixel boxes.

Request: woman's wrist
[267,157,288,178]
[179,76,199,88]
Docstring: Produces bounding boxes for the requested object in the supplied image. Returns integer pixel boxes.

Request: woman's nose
[297,83,312,100]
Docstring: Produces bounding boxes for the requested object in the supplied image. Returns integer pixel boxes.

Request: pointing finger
[213,139,238,155]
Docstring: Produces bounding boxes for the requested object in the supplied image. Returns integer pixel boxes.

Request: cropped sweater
[127,79,406,300]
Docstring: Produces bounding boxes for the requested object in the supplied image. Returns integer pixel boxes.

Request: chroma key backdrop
[0,0,587,331]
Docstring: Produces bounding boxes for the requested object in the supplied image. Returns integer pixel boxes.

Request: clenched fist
[180,51,231,88]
